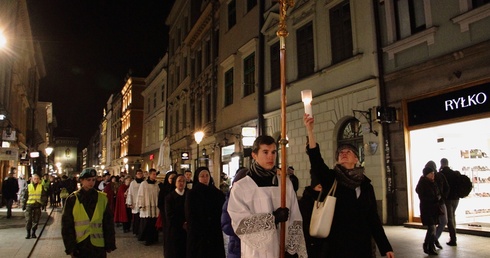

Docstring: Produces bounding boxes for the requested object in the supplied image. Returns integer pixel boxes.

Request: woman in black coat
[164,174,187,258]
[185,167,225,258]
[304,114,394,258]
[416,167,441,255]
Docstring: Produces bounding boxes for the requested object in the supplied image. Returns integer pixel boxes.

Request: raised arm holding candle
[301,90,313,117]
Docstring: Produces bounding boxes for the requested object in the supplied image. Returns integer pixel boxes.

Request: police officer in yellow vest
[22,173,47,239]
[61,168,116,258]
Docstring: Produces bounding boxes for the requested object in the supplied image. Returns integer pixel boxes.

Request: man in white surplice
[228,135,307,258]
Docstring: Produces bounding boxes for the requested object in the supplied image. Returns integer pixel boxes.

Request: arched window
[337,118,364,163]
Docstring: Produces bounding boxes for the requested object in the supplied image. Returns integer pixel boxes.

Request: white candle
[301,90,313,117]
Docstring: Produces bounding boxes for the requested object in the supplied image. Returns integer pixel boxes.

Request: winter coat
[307,144,393,257]
[114,183,129,223]
[165,189,187,258]
[2,176,19,200]
[185,180,225,258]
[440,167,461,200]
[416,176,440,226]
[298,186,328,258]
[61,188,116,257]
[221,191,240,258]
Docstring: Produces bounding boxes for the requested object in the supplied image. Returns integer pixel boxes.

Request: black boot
[26,230,31,239]
[434,239,443,249]
[428,242,438,255]
[423,243,429,254]
[31,230,37,238]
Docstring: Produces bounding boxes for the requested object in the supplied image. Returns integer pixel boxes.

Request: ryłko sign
[407,82,490,127]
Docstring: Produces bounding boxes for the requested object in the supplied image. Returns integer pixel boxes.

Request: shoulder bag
[309,179,337,238]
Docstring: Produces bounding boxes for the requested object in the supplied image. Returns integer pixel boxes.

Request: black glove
[273,207,289,224]
[285,252,299,258]
[22,206,26,211]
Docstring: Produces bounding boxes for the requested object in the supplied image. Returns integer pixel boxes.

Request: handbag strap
[327,179,337,196]
[315,179,338,203]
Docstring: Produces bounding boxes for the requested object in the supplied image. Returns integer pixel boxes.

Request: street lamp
[45,146,53,175]
[194,131,204,168]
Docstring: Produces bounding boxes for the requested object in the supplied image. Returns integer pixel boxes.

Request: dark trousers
[123,207,132,231]
[132,212,141,235]
[445,199,460,242]
[25,205,41,231]
[424,224,436,245]
[6,198,15,218]
[139,217,158,243]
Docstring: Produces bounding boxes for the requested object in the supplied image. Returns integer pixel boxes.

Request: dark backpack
[456,173,473,198]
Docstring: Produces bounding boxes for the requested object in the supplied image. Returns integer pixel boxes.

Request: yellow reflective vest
[73,192,108,247]
[26,184,42,204]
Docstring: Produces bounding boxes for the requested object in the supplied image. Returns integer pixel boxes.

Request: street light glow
[0,31,6,48]
[194,131,204,144]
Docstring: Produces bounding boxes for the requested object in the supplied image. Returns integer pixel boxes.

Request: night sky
[27,0,175,148]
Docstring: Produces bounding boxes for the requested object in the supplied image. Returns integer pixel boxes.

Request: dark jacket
[416,176,440,226]
[298,185,328,258]
[221,191,240,258]
[185,175,225,258]
[61,188,116,257]
[2,176,19,200]
[440,167,461,200]
[165,189,187,258]
[307,144,393,257]
[434,172,449,202]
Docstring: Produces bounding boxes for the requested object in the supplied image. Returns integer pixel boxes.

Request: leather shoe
[446,241,457,246]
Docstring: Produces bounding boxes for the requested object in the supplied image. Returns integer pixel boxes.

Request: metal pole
[277,1,294,257]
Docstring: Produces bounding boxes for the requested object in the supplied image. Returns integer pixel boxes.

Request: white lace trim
[236,213,275,250]
[286,220,308,258]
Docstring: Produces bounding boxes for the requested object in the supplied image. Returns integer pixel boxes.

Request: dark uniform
[61,169,116,258]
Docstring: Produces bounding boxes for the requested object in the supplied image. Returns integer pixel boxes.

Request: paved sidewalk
[2,205,490,257]
[0,206,52,258]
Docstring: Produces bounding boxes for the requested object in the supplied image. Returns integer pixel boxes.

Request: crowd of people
[3,114,467,257]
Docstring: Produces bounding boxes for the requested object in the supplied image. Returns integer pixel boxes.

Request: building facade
[166,0,220,179]
[141,55,168,173]
[0,0,45,184]
[377,0,490,228]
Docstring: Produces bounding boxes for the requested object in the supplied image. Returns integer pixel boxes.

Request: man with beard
[61,168,116,257]
[136,168,160,246]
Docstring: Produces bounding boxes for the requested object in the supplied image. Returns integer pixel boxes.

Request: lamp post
[45,146,53,175]
[194,131,204,168]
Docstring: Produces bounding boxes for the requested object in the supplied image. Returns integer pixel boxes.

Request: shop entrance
[408,117,490,231]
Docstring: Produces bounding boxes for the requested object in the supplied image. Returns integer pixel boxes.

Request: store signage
[181,152,189,160]
[407,82,490,126]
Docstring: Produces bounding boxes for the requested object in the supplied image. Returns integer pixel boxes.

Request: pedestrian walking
[416,166,440,255]
[303,114,394,257]
[61,168,116,257]
[2,168,19,218]
[126,169,144,236]
[136,168,160,246]
[440,158,461,246]
[21,173,47,239]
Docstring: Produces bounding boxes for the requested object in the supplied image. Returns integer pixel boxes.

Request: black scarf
[248,159,278,187]
[334,164,365,189]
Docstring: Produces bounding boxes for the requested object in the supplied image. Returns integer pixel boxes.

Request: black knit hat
[423,167,434,176]
[336,144,359,160]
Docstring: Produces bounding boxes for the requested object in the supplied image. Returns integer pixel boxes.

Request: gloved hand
[22,206,26,211]
[273,207,289,224]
